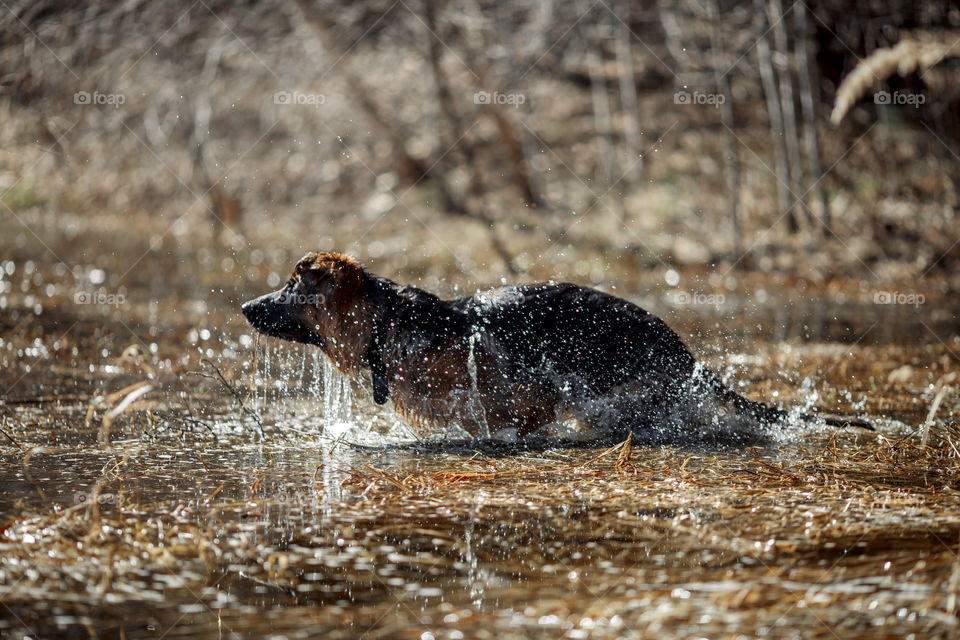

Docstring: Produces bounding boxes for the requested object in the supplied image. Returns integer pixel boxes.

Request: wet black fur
[243,265,872,435]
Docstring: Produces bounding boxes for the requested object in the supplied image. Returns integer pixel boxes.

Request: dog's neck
[317,273,378,375]
[318,273,416,370]
[366,276,455,331]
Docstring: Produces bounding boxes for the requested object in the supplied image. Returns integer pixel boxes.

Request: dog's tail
[702,370,874,431]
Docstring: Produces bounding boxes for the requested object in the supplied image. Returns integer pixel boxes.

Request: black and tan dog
[241,252,870,439]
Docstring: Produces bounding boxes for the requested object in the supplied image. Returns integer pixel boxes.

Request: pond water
[1,257,958,639]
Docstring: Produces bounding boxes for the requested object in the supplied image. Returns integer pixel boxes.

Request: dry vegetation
[2,417,960,638]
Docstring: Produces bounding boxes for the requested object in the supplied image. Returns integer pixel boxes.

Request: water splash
[322,356,353,437]
[467,331,491,438]
[247,339,375,441]
[299,344,308,391]
[250,335,267,412]
[309,349,324,400]
[262,340,271,406]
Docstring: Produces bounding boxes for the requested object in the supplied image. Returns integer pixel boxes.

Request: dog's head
[241,252,365,350]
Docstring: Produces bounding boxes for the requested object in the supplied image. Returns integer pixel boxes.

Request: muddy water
[1,257,959,639]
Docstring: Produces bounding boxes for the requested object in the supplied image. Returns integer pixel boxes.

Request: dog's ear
[330,258,363,308]
[293,252,320,278]
[292,253,364,309]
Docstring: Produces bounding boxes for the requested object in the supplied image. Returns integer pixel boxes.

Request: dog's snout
[240,297,262,321]
[240,293,278,329]
[241,289,320,346]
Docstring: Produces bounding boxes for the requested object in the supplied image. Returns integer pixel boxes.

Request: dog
[241,252,871,439]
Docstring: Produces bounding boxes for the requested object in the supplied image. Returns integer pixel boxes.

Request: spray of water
[322,355,353,437]
[245,337,427,445]
[467,331,491,438]
[262,339,271,407]
[309,349,324,400]
[250,333,261,413]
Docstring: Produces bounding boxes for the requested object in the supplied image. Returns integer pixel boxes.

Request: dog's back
[379,282,702,436]
[464,282,696,390]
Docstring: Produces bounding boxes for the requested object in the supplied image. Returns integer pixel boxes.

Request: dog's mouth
[241,290,323,346]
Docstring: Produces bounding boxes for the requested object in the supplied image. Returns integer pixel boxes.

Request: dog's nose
[240,298,261,321]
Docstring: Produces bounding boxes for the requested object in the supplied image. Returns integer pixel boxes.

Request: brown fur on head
[292,252,363,307]
[241,252,373,374]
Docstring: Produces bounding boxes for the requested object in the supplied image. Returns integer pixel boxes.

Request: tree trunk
[615,0,643,187]
[754,0,798,233]
[794,2,832,234]
[770,0,806,226]
[708,0,742,259]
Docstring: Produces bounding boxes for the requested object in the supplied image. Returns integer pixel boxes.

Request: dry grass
[1,423,960,638]
[831,31,960,124]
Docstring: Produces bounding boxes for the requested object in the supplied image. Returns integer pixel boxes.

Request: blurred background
[1,0,959,372]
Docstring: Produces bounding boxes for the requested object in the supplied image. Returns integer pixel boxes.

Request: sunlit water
[0,259,957,639]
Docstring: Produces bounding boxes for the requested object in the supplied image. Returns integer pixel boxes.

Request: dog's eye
[306,270,334,288]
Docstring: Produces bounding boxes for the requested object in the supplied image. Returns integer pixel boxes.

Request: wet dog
[241,252,870,439]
